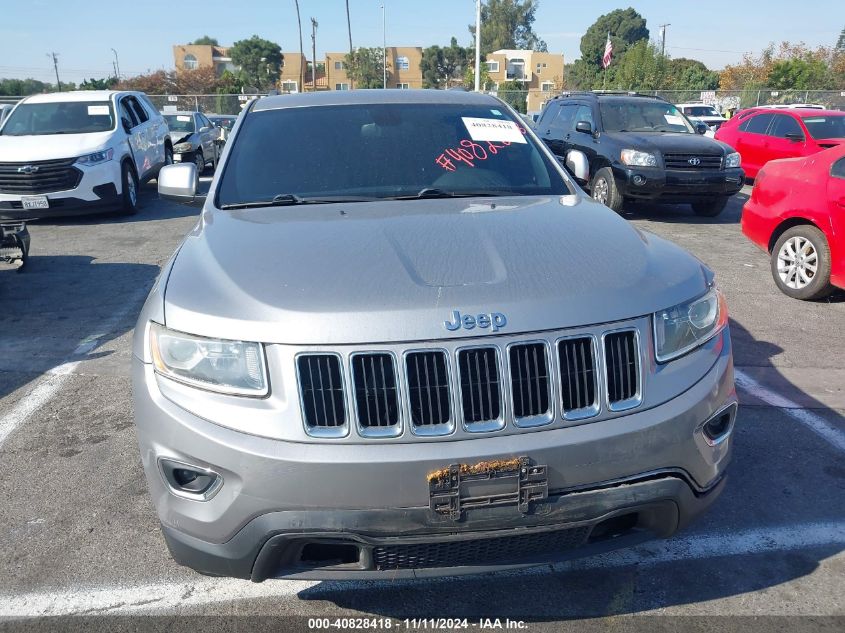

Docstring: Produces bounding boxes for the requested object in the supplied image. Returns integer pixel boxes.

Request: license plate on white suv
[21,196,49,210]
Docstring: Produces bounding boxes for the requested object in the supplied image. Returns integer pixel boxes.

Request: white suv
[0,90,172,219]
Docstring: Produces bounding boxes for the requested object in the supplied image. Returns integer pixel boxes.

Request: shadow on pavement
[620,191,749,225]
[0,255,158,400]
[298,317,845,619]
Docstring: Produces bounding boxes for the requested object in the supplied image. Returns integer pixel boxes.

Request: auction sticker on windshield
[87,105,110,116]
[462,117,526,144]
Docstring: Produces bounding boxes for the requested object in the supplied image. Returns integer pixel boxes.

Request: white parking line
[735,368,845,453]
[0,289,148,449]
[1,520,844,616]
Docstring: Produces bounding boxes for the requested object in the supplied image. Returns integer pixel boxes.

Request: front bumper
[0,160,122,220]
[613,166,745,201]
[134,332,736,580]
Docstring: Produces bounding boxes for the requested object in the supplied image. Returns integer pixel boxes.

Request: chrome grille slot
[351,353,400,435]
[663,153,723,170]
[457,347,503,431]
[604,331,640,410]
[297,354,347,435]
[406,351,452,432]
[557,337,599,419]
[509,343,552,425]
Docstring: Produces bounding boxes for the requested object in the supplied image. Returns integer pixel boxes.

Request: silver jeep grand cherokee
[133,90,737,581]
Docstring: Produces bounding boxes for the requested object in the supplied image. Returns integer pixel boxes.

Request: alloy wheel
[777,236,818,290]
[592,178,609,204]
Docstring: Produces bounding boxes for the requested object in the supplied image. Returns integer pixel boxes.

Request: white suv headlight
[654,286,729,362]
[76,148,114,165]
[725,152,741,168]
[620,149,658,167]
[150,323,268,396]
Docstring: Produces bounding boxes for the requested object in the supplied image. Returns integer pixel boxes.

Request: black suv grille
[663,153,722,170]
[0,158,82,194]
[351,353,400,429]
[605,331,639,405]
[297,355,346,429]
[406,351,451,427]
[373,526,591,570]
[558,337,598,414]
[458,347,502,424]
[509,343,551,419]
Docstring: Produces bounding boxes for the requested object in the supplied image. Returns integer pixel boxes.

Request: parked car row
[0,91,238,222]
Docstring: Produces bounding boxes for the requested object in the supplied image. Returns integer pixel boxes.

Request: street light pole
[474,0,481,92]
[381,3,387,89]
[110,48,121,79]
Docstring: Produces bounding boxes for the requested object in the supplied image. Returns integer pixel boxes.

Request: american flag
[602,34,613,69]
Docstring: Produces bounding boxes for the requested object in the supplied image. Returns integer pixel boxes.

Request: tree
[497,80,527,113]
[345,48,388,89]
[610,40,666,90]
[230,35,283,91]
[192,36,219,46]
[720,41,842,91]
[79,77,118,90]
[579,8,649,71]
[837,27,845,51]
[0,78,55,96]
[115,70,172,94]
[468,0,546,56]
[768,57,832,90]
[420,37,473,89]
[463,61,492,90]
[665,58,719,91]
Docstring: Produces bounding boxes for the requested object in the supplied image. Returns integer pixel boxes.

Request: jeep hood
[0,131,114,162]
[602,131,732,155]
[164,195,711,344]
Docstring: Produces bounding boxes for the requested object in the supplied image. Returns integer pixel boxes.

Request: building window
[281,80,298,93]
[541,81,554,92]
[335,83,349,91]
[485,61,499,73]
[396,56,409,71]
[396,83,409,89]
[334,61,345,70]
[183,53,198,70]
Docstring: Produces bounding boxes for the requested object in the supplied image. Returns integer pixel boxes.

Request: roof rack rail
[553,90,667,102]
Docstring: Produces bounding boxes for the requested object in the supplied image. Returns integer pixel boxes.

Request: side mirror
[785,132,805,143]
[158,163,204,206]
[562,149,590,182]
[121,118,133,134]
[575,120,593,135]
[695,122,709,135]
[199,126,211,133]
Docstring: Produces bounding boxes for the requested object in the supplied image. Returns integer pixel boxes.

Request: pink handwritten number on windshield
[434,140,512,172]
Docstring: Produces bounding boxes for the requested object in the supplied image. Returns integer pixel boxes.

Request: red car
[741,144,845,300]
[716,108,845,179]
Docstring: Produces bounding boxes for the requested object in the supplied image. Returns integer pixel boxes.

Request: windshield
[0,101,115,136]
[600,100,695,133]
[216,103,571,206]
[801,115,845,140]
[683,106,720,117]
[164,114,196,134]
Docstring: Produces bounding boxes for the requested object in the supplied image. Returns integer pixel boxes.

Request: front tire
[194,150,205,176]
[771,225,834,301]
[590,167,624,212]
[691,197,729,217]
[120,162,139,215]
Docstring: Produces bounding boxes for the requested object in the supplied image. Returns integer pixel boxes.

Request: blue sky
[1,0,842,84]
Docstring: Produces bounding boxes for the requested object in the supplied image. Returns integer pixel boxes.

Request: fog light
[632,175,646,186]
[701,402,737,446]
[158,458,223,501]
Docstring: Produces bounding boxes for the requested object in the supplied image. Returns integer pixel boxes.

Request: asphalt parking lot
[0,181,844,630]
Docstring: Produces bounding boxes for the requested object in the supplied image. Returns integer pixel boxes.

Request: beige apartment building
[484,49,565,113]
[325,47,423,90]
[173,44,236,76]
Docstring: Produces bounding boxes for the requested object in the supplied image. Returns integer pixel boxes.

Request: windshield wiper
[388,188,517,200]
[218,194,379,210]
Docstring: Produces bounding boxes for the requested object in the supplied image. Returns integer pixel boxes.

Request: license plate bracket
[428,457,548,521]
[21,196,49,210]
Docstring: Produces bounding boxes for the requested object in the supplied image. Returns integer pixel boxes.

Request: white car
[0,90,172,219]
[676,102,726,134]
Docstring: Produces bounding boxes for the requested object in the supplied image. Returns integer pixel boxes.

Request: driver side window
[119,100,138,129]
[572,105,593,130]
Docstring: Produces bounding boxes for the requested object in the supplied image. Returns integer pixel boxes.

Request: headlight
[620,149,658,167]
[653,286,729,362]
[725,152,741,168]
[150,323,268,396]
[173,142,194,153]
[76,148,114,165]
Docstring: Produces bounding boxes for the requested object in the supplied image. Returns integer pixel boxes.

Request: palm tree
[346,0,354,88]
[294,0,304,91]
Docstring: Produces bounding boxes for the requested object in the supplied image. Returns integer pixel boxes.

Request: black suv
[537,92,744,216]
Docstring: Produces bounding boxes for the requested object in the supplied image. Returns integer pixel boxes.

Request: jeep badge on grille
[444,310,507,332]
